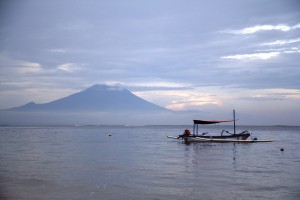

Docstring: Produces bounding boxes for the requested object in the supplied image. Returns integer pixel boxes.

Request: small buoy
[280,148,284,151]
[109,134,112,137]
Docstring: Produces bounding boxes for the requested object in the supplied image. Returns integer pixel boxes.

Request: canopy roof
[193,120,235,124]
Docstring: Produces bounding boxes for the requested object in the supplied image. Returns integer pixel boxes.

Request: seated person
[178,129,191,138]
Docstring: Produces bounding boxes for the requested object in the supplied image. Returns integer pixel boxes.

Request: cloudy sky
[1,0,300,125]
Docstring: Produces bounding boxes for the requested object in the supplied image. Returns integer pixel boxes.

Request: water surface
[0,125,299,199]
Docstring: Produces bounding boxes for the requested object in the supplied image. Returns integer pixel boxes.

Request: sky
[0,0,300,125]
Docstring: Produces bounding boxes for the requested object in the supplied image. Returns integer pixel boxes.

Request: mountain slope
[9,84,170,112]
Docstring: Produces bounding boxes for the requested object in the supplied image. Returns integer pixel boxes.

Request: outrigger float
[168,110,272,143]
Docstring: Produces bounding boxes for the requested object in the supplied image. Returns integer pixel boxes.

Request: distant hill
[8,84,170,112]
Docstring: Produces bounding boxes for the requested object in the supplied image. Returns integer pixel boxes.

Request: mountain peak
[85,84,126,92]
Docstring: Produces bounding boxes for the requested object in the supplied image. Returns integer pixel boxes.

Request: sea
[0,125,299,200]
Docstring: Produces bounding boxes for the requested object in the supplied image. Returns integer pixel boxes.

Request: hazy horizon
[0,84,296,126]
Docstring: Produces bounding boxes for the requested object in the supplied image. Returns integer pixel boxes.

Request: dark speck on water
[0,125,300,200]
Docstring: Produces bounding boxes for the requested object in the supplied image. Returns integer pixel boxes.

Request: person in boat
[178,129,191,138]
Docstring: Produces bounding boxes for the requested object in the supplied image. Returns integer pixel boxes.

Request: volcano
[9,84,169,112]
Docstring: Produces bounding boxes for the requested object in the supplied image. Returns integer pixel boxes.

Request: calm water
[0,125,300,200]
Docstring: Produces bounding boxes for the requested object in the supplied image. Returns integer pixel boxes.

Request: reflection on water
[0,126,300,199]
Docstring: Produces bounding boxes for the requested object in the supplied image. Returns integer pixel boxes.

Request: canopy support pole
[233,109,236,135]
[193,123,195,135]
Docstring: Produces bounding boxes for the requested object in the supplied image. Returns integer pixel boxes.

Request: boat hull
[183,133,250,143]
[185,137,272,143]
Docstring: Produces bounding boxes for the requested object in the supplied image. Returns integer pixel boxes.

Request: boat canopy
[193,120,235,124]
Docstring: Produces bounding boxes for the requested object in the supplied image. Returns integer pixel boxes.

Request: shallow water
[0,125,299,199]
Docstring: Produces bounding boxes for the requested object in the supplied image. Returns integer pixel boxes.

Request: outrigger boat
[168,110,272,143]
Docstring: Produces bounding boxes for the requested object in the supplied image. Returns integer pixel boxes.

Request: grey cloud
[1,0,300,124]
